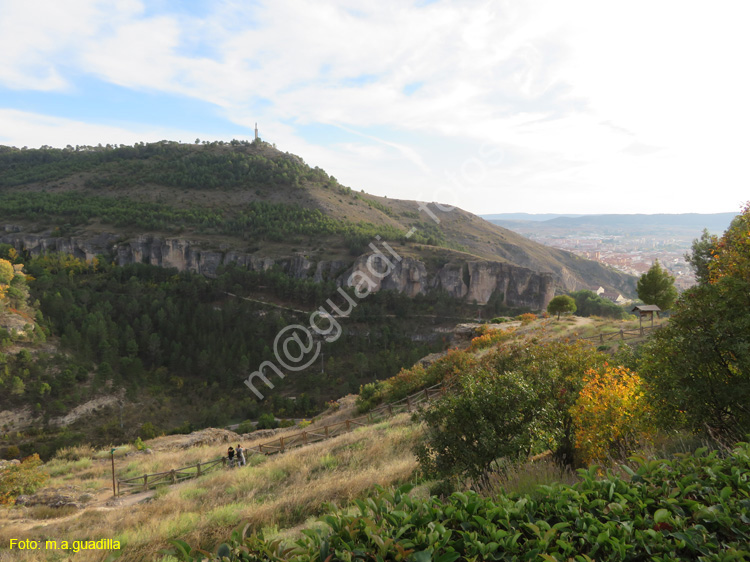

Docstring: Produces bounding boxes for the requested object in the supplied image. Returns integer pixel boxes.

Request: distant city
[482,213,738,291]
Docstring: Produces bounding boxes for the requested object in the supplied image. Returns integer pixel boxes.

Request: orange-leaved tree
[570,365,653,466]
[709,201,750,284]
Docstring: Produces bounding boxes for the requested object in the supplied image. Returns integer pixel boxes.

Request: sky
[1,0,748,215]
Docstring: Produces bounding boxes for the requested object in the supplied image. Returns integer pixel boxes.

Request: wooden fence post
[346,420,351,432]
[424,388,430,402]
[325,425,329,438]
[197,462,201,476]
[368,412,373,423]
[143,474,148,492]
[387,404,393,416]
[259,444,263,454]
[303,432,308,445]
[280,437,285,452]
[170,469,176,484]
[406,396,412,412]
[222,457,227,468]
[620,329,624,340]
[600,333,604,343]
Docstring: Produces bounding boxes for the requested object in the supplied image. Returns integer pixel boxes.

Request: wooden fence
[576,324,662,345]
[115,383,446,496]
[243,382,446,456]
[116,456,225,495]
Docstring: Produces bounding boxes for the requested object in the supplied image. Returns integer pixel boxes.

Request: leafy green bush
[167,443,750,561]
[256,413,278,430]
[0,454,48,505]
[356,349,480,412]
[237,420,256,434]
[2,445,20,460]
[168,421,194,435]
[415,368,540,482]
[140,422,159,440]
[355,381,387,412]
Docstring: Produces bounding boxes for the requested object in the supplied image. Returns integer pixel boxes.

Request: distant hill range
[0,141,637,308]
[483,213,737,234]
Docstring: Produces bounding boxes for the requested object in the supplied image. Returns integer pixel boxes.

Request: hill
[2,314,748,562]
[0,141,636,304]
[485,212,736,233]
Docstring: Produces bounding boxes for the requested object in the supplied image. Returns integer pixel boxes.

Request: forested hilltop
[0,140,635,297]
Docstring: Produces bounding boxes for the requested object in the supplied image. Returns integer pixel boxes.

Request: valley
[1,140,748,562]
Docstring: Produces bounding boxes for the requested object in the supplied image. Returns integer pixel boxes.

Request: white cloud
[0,0,749,214]
[0,109,205,147]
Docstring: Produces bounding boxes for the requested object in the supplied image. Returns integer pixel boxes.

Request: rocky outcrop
[1,230,555,309]
[344,255,555,308]
[15,487,91,509]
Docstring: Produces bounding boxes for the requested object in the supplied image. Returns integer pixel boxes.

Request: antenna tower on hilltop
[254,123,259,141]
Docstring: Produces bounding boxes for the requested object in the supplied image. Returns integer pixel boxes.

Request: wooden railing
[116,456,225,495]
[575,324,662,344]
[244,382,445,456]
[114,383,446,495]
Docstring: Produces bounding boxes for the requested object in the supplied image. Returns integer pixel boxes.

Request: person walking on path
[236,444,246,467]
[227,446,235,468]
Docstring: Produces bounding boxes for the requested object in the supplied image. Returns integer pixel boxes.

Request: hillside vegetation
[171,204,747,560]
[0,140,635,295]
[4,246,491,459]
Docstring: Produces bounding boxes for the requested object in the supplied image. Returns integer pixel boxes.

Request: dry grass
[53,445,95,462]
[484,457,579,498]
[0,414,422,562]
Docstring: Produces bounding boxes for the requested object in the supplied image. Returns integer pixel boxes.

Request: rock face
[1,230,555,309]
[345,255,555,309]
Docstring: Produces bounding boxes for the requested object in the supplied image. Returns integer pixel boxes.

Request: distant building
[600,291,628,304]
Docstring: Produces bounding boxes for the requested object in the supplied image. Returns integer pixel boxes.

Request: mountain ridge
[0,140,637,302]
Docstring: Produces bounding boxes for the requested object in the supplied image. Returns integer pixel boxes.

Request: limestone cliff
[1,229,554,309]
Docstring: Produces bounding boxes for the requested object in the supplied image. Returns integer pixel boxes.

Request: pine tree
[637,260,678,311]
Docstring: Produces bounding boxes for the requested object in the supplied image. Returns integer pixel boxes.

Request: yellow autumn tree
[0,258,14,303]
[570,365,653,466]
[709,201,750,284]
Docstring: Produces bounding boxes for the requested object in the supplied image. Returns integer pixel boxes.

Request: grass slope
[0,411,422,561]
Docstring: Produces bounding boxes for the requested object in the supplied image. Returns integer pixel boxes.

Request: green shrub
[256,413,278,430]
[2,445,20,460]
[0,454,48,505]
[237,420,256,434]
[415,368,539,482]
[355,381,387,412]
[427,479,455,498]
[168,442,750,561]
[168,421,194,435]
[139,422,159,440]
